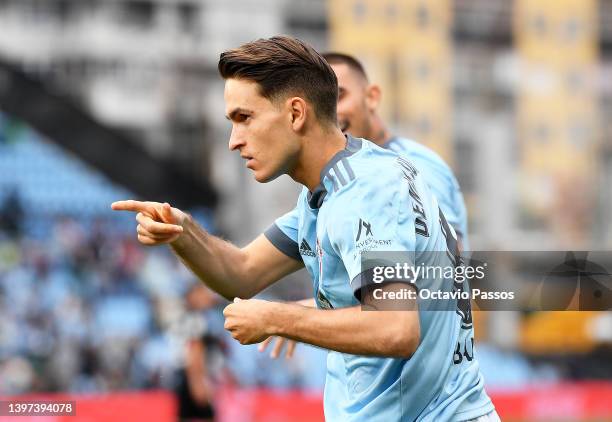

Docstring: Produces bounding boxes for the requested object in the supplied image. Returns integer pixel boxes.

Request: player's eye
[236,113,250,122]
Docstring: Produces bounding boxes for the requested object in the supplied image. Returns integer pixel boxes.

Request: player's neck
[367,115,391,146]
[289,126,347,192]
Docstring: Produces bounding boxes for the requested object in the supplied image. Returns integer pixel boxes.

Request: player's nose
[228,128,246,151]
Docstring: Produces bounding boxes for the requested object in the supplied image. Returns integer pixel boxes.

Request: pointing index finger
[111,200,155,214]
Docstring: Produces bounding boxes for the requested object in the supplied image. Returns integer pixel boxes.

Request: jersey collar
[307,135,362,209]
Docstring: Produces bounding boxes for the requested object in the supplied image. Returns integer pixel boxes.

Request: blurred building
[328,0,612,249]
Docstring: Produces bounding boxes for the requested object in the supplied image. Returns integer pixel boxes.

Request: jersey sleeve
[326,175,417,299]
[264,207,302,261]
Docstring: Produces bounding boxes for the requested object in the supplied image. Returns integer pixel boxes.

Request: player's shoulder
[309,136,413,212]
[385,136,440,161]
[386,136,459,187]
[328,138,408,202]
[387,137,452,171]
[346,137,403,180]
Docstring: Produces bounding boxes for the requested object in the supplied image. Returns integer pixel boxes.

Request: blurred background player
[173,283,224,422]
[324,52,469,249]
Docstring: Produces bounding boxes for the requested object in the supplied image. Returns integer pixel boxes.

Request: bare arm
[112,200,303,300]
[296,298,316,307]
[226,283,420,358]
[273,303,419,358]
[172,215,302,299]
[258,297,315,358]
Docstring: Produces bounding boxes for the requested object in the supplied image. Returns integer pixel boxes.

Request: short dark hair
[322,52,368,81]
[218,35,338,125]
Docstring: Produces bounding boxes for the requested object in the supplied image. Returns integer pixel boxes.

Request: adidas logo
[299,239,316,257]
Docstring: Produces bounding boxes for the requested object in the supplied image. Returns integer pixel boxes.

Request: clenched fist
[223,298,279,345]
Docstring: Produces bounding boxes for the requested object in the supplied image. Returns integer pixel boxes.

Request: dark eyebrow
[226,108,251,121]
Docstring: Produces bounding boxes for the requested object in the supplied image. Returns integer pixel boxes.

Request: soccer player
[112,36,497,421]
[260,52,470,358]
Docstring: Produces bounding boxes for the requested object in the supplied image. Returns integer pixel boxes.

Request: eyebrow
[225,108,251,121]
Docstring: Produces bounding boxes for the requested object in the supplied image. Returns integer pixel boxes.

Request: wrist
[265,302,292,337]
[268,302,305,338]
[171,212,194,249]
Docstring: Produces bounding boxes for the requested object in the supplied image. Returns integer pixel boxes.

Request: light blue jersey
[385,136,469,250]
[265,136,494,421]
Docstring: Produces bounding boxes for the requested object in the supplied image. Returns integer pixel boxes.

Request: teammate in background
[112,36,497,421]
[324,52,469,250]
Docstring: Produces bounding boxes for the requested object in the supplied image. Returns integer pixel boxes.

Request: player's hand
[258,336,297,359]
[223,298,276,345]
[111,200,186,245]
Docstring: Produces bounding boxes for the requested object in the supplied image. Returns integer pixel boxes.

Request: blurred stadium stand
[0,61,217,211]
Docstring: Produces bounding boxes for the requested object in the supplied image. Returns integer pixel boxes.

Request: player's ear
[288,97,307,132]
[365,84,382,112]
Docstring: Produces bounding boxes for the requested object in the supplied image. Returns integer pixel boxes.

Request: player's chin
[252,169,277,183]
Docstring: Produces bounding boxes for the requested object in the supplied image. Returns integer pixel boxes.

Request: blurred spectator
[0,187,24,238]
[0,214,326,398]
